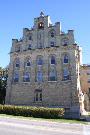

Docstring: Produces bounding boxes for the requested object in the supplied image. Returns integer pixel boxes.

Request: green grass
[0,114,88,125]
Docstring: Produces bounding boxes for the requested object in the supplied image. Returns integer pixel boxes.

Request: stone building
[5,12,84,118]
[80,64,90,111]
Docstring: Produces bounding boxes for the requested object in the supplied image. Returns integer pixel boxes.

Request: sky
[0,0,90,68]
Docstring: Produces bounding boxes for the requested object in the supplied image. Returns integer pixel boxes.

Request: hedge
[0,105,65,119]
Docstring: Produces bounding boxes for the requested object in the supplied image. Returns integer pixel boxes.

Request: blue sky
[0,0,90,68]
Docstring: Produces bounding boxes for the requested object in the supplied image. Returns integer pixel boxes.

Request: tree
[0,67,8,104]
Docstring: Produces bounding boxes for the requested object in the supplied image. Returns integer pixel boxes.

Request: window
[29,35,32,40]
[62,38,69,46]
[34,89,42,102]
[51,56,56,65]
[15,58,20,68]
[87,72,90,75]
[88,79,90,83]
[37,71,43,82]
[15,46,20,52]
[88,88,90,93]
[23,72,30,82]
[50,42,55,47]
[38,22,44,29]
[28,44,32,50]
[13,72,19,82]
[49,70,57,81]
[37,57,43,65]
[38,43,43,49]
[63,68,69,80]
[64,54,68,63]
[51,32,54,38]
[25,59,31,67]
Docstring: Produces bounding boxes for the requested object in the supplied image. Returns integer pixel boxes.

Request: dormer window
[38,22,44,29]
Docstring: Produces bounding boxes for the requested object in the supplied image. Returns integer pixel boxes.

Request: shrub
[0,105,65,119]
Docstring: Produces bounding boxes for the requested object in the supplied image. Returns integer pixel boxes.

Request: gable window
[51,56,56,65]
[64,54,69,63]
[13,72,19,82]
[63,68,69,80]
[23,72,30,82]
[34,89,42,102]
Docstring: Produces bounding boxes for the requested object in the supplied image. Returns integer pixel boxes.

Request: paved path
[0,116,90,135]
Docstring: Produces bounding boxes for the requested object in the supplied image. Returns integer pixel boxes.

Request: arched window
[63,68,69,80]
[37,71,43,82]
[61,38,69,46]
[14,58,20,68]
[13,72,19,82]
[51,31,55,37]
[50,41,55,47]
[25,58,31,67]
[38,22,44,29]
[23,72,30,82]
[37,57,43,65]
[49,69,57,81]
[64,54,69,63]
[49,30,56,38]
[51,56,56,65]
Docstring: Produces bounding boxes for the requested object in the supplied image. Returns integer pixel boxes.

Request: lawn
[0,114,88,125]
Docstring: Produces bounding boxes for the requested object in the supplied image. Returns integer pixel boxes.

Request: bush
[0,105,65,119]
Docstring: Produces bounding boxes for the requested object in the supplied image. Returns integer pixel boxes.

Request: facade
[5,12,84,118]
[80,65,90,111]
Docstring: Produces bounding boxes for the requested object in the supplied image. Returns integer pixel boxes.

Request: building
[5,12,84,118]
[80,64,90,111]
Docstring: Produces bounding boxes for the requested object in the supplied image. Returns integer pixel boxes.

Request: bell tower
[33,12,52,30]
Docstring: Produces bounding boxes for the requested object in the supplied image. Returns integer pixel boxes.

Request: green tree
[0,67,8,104]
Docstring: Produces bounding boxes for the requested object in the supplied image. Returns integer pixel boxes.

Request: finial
[40,11,44,17]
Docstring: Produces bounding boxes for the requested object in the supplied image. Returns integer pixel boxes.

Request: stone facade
[5,12,84,118]
[80,65,90,111]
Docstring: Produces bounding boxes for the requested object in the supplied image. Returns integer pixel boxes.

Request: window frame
[23,72,30,82]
